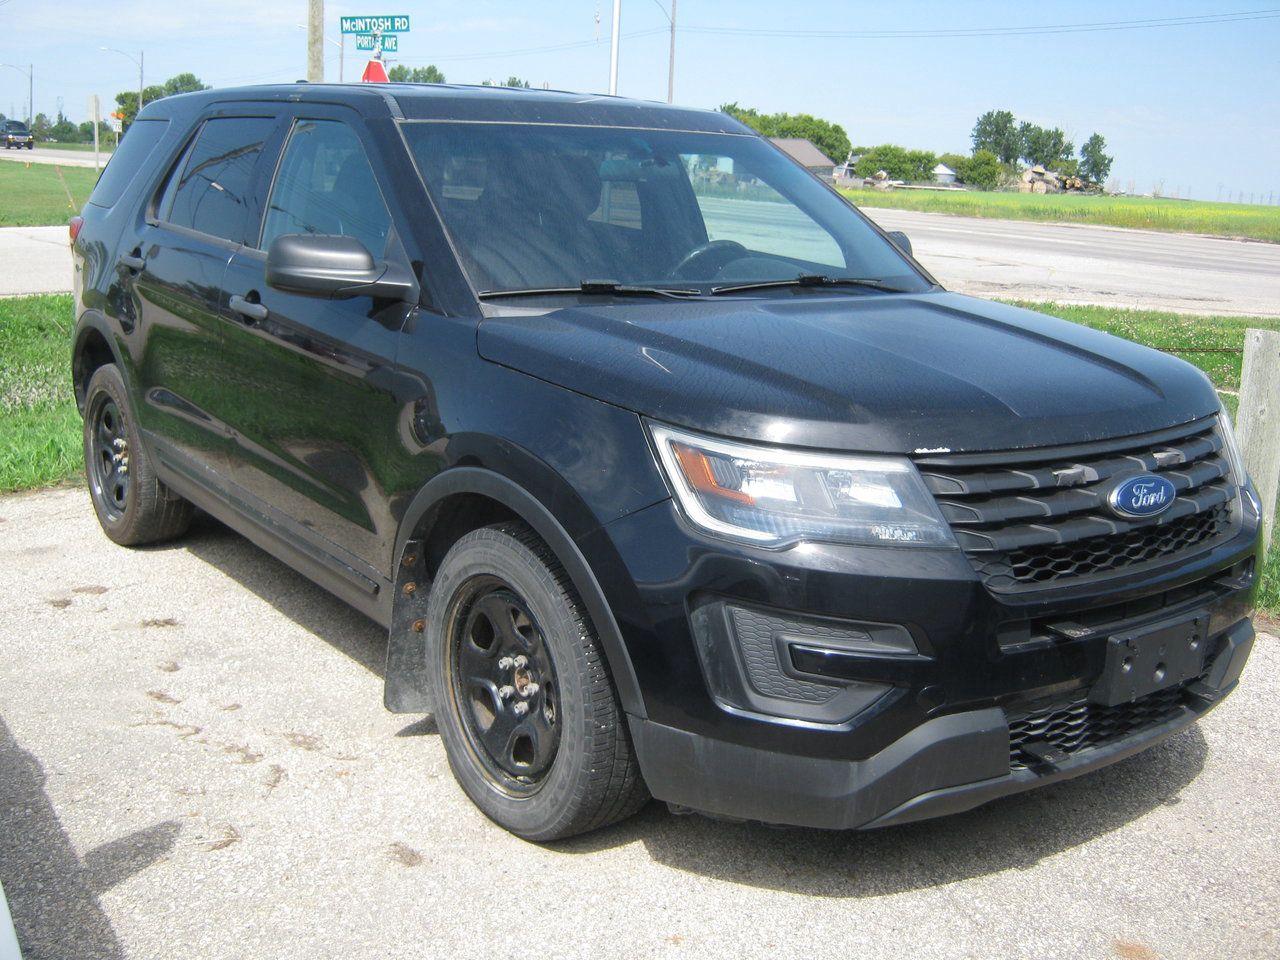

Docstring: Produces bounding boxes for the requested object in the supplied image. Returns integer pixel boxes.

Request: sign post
[88,94,101,170]
[340,13,410,82]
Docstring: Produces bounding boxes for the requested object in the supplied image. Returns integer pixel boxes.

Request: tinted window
[87,118,169,209]
[163,117,275,242]
[260,119,391,256]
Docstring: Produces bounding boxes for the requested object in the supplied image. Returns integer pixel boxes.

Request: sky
[1,0,1278,201]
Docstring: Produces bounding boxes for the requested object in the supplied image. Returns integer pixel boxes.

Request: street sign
[355,33,398,52]
[340,15,410,34]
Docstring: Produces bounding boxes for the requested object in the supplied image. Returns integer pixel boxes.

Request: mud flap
[383,538,435,713]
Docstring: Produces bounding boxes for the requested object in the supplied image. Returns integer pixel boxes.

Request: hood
[477,291,1220,454]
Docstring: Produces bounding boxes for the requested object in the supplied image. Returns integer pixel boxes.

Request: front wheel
[426,522,648,841]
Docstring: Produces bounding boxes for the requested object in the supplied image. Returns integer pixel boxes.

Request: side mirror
[265,233,418,302]
[886,230,913,257]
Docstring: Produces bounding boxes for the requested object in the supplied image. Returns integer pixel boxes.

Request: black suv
[3,120,34,149]
[70,84,1261,841]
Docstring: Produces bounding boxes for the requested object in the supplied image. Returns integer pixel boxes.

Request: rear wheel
[83,364,193,545]
[426,522,648,841]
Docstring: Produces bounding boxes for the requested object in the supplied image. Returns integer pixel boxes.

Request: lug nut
[113,438,126,449]
[521,682,539,698]
[497,685,515,700]
[497,656,515,670]
[512,701,529,716]
[512,655,528,669]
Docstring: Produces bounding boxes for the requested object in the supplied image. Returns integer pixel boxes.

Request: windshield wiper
[478,280,703,301]
[710,274,902,296]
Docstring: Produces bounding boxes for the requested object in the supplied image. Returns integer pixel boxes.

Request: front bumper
[629,618,1253,830]
[585,491,1261,830]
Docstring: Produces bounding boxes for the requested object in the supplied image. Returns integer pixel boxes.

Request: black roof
[137,82,750,134]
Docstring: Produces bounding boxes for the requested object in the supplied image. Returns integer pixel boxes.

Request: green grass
[841,188,1280,244]
[0,161,100,226]
[0,294,80,491]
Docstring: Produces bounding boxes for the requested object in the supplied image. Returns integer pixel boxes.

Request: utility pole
[308,0,325,82]
[651,0,676,103]
[667,0,676,103]
[608,0,621,94]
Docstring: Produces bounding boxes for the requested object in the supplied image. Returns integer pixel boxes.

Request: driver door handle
[229,294,268,323]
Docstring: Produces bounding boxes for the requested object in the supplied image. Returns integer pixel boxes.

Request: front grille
[1007,685,1188,771]
[915,417,1239,593]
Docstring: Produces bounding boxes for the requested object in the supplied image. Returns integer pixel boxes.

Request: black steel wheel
[82,364,193,545]
[87,395,130,523]
[448,580,562,794]
[425,522,649,841]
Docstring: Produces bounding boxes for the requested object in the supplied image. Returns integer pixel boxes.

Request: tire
[426,522,649,841]
[83,364,193,546]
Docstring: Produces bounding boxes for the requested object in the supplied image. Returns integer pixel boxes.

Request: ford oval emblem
[1108,474,1176,520]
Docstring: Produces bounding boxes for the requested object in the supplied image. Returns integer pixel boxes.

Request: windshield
[5,122,29,133]
[401,122,929,296]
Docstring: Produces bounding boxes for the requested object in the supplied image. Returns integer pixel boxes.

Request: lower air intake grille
[976,505,1232,588]
[1008,686,1188,771]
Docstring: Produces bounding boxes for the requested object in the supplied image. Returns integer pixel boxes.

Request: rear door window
[161,117,275,243]
[87,118,170,209]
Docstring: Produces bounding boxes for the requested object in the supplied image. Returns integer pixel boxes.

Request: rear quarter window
[86,119,170,209]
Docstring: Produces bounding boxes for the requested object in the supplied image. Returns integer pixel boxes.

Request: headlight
[648,422,956,548]
[1217,407,1249,486]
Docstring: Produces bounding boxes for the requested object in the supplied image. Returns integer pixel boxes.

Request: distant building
[933,163,957,185]
[770,137,836,180]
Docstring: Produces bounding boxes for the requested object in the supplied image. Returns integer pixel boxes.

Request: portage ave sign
[340,15,410,34]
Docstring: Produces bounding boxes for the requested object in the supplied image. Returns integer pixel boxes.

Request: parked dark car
[69,84,1261,841]
[3,120,34,149]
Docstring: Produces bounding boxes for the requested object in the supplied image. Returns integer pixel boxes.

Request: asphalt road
[0,146,108,169]
[1,486,1277,960]
[862,206,1280,317]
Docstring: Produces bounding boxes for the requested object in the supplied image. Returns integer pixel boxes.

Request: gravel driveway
[1,486,1277,960]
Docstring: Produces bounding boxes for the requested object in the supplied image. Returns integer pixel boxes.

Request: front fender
[385,465,653,718]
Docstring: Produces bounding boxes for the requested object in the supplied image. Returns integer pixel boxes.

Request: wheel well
[73,328,115,411]
[414,492,520,584]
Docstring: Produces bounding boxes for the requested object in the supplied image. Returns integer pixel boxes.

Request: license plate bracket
[1090,615,1209,707]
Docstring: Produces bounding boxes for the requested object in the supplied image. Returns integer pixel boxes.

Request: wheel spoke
[515,714,557,773]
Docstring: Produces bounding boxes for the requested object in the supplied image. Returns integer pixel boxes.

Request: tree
[718,103,852,166]
[852,144,937,182]
[49,111,79,143]
[1018,122,1073,168]
[1079,133,1113,185]
[387,64,446,84]
[29,112,52,141]
[162,73,209,96]
[971,110,1020,165]
[959,149,1002,190]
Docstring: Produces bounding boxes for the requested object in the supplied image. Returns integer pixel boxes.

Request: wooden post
[1236,329,1280,553]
